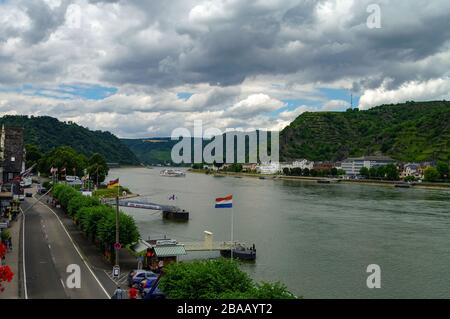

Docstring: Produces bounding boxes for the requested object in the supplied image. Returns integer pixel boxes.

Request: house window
[11,156,15,162]
[8,173,13,180]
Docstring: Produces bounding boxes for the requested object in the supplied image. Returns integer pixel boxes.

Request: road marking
[20,207,28,299]
[32,197,111,299]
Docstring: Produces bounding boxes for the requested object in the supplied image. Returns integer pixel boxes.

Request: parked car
[131,270,157,286]
[25,192,33,198]
[37,186,48,195]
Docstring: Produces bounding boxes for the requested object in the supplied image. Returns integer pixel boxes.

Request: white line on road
[33,197,111,299]
[20,208,28,300]
[60,279,66,289]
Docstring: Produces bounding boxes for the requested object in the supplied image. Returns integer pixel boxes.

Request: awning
[154,245,186,257]
[133,240,152,253]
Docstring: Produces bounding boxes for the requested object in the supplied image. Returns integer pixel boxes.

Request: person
[112,286,126,299]
[129,284,138,299]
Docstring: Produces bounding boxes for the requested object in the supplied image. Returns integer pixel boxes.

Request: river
[110,167,450,299]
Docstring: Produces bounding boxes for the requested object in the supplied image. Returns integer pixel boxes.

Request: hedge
[52,184,139,247]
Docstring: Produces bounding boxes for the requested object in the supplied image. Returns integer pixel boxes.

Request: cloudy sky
[1,0,450,138]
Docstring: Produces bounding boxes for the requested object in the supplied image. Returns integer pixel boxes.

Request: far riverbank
[188,169,450,191]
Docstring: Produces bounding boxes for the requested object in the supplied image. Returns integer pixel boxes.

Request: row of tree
[359,164,400,181]
[423,162,450,182]
[283,167,346,177]
[26,145,109,185]
[52,184,139,252]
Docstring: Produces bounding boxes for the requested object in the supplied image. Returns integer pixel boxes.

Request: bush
[159,258,254,299]
[97,211,140,246]
[52,184,140,246]
[78,205,112,238]
[159,258,297,299]
[67,195,100,218]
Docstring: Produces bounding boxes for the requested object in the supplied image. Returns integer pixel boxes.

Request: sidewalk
[1,213,22,299]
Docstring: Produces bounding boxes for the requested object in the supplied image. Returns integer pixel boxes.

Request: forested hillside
[280,101,450,162]
[0,115,139,165]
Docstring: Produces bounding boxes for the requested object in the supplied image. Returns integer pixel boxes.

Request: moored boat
[160,169,186,177]
[220,244,256,261]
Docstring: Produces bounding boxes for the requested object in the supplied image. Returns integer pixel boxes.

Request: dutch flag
[215,195,233,208]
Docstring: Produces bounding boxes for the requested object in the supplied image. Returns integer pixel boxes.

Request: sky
[0,0,449,138]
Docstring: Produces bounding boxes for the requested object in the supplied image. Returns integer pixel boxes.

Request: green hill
[0,115,139,165]
[280,101,450,162]
[121,138,177,165]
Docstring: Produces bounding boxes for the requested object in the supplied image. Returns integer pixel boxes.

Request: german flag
[107,178,119,189]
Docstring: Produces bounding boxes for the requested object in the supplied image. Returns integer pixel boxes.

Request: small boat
[160,169,186,177]
[162,209,189,221]
[395,183,411,188]
[317,178,340,184]
[259,176,266,180]
[213,174,225,178]
[221,244,256,261]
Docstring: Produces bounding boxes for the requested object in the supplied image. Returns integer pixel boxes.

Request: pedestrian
[129,284,138,299]
[7,238,12,252]
[112,286,126,299]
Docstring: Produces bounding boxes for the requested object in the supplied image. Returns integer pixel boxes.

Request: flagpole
[115,178,120,267]
[231,205,234,260]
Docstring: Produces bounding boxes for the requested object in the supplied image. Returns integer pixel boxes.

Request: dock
[181,241,245,252]
[104,198,189,220]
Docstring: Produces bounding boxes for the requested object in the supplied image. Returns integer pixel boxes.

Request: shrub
[96,211,140,246]
[68,195,100,218]
[160,258,262,299]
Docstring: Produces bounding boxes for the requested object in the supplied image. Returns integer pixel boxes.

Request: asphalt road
[22,193,110,299]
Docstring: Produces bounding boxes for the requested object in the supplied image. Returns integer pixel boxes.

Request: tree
[436,162,449,179]
[385,164,400,181]
[282,168,291,176]
[67,194,100,218]
[424,167,440,182]
[159,259,254,299]
[290,168,302,176]
[87,153,109,185]
[97,212,139,246]
[39,146,87,177]
[359,167,370,178]
[302,168,310,176]
[159,258,296,299]
[25,144,42,171]
[330,167,338,176]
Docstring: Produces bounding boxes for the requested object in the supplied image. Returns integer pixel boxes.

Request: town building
[256,162,281,175]
[401,163,424,179]
[341,156,395,176]
[313,162,335,172]
[280,159,314,171]
[0,125,26,184]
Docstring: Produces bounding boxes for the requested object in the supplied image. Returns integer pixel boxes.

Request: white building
[341,156,395,176]
[280,159,314,170]
[401,163,423,179]
[257,162,281,175]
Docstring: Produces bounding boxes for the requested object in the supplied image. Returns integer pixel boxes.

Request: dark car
[131,270,157,286]
[25,192,33,198]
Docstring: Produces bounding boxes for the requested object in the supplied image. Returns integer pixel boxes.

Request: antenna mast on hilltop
[350,93,353,109]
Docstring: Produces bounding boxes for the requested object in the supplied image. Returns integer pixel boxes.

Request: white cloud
[359,78,450,109]
[1,0,450,137]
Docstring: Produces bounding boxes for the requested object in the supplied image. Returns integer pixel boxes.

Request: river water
[110,167,450,299]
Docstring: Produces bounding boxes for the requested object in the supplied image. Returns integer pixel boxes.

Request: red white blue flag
[215,195,233,208]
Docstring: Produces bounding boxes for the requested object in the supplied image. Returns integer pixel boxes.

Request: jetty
[104,198,189,221]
